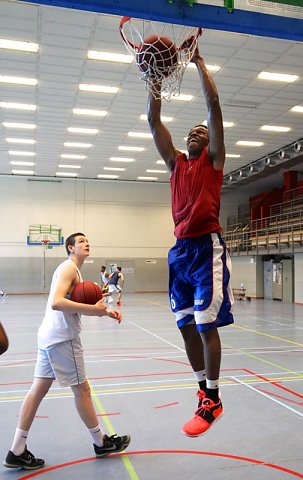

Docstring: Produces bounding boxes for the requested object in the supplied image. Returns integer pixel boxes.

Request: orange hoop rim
[119,16,202,52]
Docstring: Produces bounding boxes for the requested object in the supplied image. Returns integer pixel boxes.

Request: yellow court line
[1,376,303,402]
[88,381,139,480]
[233,324,303,347]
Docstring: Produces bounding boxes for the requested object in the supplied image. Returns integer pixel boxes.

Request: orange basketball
[136,35,178,77]
[71,281,102,305]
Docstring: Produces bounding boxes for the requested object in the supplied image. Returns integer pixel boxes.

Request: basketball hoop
[41,239,50,249]
[120,17,202,101]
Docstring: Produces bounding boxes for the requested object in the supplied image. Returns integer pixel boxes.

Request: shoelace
[103,434,119,447]
[195,400,213,418]
[24,449,36,461]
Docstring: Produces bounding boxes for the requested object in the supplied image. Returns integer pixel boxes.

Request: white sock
[194,370,206,382]
[206,378,219,390]
[11,428,28,456]
[88,425,105,447]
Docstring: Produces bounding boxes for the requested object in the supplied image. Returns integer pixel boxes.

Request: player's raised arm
[191,47,225,171]
[147,81,180,173]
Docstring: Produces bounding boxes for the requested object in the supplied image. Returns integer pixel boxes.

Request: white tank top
[101,272,109,285]
[37,259,83,349]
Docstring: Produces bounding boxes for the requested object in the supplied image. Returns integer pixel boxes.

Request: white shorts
[34,336,86,387]
[108,284,121,293]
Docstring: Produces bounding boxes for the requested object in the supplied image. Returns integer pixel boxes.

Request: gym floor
[1,293,303,479]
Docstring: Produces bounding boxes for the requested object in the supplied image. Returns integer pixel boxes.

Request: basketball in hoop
[119,16,202,101]
[136,35,178,78]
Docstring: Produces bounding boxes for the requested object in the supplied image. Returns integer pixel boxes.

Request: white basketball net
[120,17,202,101]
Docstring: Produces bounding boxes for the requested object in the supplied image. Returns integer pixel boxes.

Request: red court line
[0,359,36,367]
[18,450,303,479]
[154,402,179,409]
[244,368,303,400]
[256,388,303,406]
[89,370,191,381]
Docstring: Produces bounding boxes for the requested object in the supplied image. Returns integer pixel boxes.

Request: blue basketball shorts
[168,233,234,332]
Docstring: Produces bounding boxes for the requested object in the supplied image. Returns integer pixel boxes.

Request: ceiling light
[258,71,299,83]
[140,114,173,123]
[0,39,38,52]
[290,106,303,113]
[261,125,290,132]
[56,172,78,177]
[3,122,36,129]
[98,174,119,179]
[201,120,234,128]
[63,142,92,148]
[8,151,35,156]
[118,146,144,151]
[0,102,37,110]
[264,156,276,166]
[172,94,193,101]
[187,63,221,72]
[128,132,153,139]
[249,164,261,173]
[10,161,35,166]
[58,164,81,169]
[138,176,158,181]
[68,127,99,134]
[103,167,125,171]
[156,159,165,165]
[6,138,36,144]
[236,141,264,147]
[61,154,86,159]
[0,75,37,86]
[146,169,167,173]
[88,50,133,63]
[223,122,235,128]
[226,154,241,158]
[79,84,119,94]
[12,169,34,175]
[110,157,134,163]
[294,142,301,152]
[73,108,107,116]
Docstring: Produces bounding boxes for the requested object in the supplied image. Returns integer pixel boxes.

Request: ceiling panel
[0,0,302,187]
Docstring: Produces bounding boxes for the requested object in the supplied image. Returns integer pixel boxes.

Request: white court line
[231,375,303,418]
[128,320,186,353]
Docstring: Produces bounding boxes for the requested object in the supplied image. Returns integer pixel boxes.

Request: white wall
[230,255,264,298]
[0,176,253,293]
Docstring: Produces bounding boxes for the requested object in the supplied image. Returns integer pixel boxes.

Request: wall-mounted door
[272,262,282,300]
[282,259,293,303]
[263,260,273,300]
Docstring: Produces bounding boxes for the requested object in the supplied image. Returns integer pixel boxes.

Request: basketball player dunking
[4,233,130,470]
[147,42,234,437]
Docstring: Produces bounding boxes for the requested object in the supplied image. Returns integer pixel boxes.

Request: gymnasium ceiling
[0,0,302,191]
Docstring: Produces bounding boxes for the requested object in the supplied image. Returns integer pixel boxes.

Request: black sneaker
[94,434,131,458]
[3,448,45,470]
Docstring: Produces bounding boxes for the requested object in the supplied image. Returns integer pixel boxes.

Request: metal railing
[224,214,303,255]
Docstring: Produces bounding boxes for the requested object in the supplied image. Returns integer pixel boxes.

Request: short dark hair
[65,232,85,255]
[117,266,122,272]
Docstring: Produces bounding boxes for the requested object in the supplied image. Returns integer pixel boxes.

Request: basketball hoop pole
[41,240,50,292]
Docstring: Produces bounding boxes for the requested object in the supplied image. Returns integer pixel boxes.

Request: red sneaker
[117,301,122,306]
[181,398,223,437]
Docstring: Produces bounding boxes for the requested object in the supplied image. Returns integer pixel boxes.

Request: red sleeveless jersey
[170,149,223,238]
